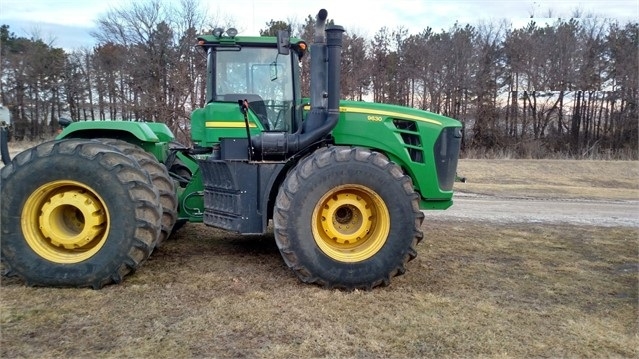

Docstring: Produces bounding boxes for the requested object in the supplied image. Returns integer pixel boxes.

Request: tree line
[1,0,637,159]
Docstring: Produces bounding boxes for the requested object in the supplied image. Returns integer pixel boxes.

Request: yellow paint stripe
[303,105,442,126]
[206,121,257,128]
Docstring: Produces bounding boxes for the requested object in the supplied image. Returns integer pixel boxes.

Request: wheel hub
[22,180,110,264]
[39,190,106,249]
[312,184,390,263]
[320,194,372,244]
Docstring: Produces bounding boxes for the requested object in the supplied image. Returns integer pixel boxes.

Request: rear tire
[273,146,424,290]
[97,139,177,247]
[0,139,161,288]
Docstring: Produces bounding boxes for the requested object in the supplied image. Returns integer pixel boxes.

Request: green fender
[56,121,174,162]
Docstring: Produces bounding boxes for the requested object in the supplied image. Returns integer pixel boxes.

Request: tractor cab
[191,30,309,153]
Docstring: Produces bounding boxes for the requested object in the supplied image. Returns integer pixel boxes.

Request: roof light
[212,28,224,37]
[226,28,238,38]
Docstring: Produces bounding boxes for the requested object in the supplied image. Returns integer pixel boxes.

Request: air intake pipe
[251,9,344,157]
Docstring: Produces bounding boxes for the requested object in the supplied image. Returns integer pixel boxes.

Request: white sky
[0,0,637,49]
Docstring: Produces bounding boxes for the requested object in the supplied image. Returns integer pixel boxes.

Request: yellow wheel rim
[312,184,390,262]
[22,180,110,263]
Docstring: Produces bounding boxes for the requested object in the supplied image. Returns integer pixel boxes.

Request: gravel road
[428,193,639,228]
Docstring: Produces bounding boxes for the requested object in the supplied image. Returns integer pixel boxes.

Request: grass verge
[1,221,637,358]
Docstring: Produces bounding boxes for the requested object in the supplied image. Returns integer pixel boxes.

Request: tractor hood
[334,100,462,129]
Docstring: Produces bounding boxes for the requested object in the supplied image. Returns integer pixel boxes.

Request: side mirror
[277,30,290,55]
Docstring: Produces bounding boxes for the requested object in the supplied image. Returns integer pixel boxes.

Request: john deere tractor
[0,9,461,290]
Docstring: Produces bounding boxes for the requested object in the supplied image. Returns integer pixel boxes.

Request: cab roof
[197,35,303,47]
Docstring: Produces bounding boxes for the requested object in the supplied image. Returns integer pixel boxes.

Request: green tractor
[0,9,461,290]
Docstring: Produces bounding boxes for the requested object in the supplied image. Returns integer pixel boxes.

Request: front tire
[0,139,161,288]
[274,146,424,290]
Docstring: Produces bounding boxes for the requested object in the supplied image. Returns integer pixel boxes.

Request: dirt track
[429,193,639,228]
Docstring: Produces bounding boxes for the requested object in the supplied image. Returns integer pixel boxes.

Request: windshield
[215,47,294,131]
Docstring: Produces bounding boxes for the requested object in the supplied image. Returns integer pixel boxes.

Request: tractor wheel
[273,146,425,290]
[96,139,177,247]
[0,139,161,288]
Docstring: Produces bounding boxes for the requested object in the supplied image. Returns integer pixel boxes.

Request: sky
[0,0,637,50]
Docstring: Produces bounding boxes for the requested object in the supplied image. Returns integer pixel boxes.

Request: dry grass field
[1,142,638,358]
[456,159,639,200]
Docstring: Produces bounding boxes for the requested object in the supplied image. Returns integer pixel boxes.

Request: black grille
[434,127,462,191]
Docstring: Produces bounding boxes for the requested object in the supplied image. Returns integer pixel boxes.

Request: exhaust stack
[308,8,328,116]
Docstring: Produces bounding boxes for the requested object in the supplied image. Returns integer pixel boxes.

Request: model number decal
[367,115,383,122]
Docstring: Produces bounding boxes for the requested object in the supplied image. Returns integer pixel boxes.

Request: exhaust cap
[314,9,328,43]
